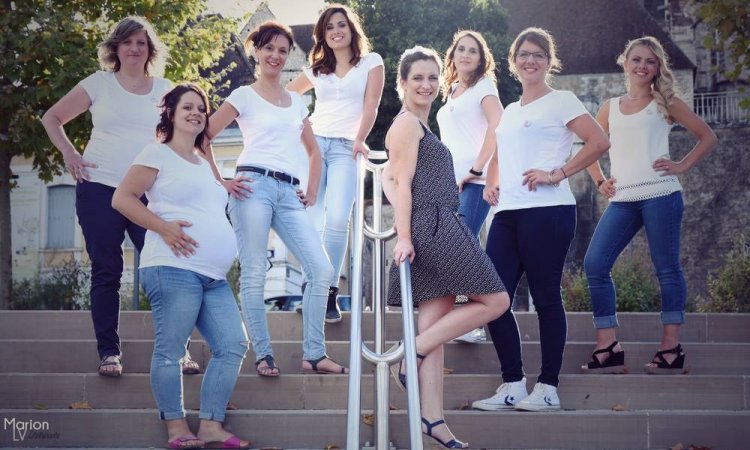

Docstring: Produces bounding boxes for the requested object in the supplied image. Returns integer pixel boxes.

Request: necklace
[626,92,651,101]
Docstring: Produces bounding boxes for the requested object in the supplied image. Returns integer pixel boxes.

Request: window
[46,185,76,249]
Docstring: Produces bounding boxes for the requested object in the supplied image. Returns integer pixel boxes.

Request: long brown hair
[309,4,370,76]
[442,30,496,101]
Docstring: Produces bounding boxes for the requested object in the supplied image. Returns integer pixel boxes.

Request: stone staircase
[1,310,748,449]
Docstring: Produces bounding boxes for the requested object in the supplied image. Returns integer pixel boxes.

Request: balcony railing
[694,91,749,126]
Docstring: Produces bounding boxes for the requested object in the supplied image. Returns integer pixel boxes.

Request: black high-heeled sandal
[581,340,626,374]
[421,417,467,449]
[644,343,686,374]
[388,342,425,392]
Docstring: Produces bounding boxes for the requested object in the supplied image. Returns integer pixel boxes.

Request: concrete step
[2,339,749,375]
[3,310,750,343]
[0,409,746,449]
[2,373,747,412]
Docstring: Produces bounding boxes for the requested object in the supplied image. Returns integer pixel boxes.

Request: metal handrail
[346,151,423,450]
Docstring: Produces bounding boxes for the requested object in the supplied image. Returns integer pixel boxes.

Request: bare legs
[412,291,510,445]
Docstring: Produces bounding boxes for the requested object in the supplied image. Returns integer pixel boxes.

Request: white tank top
[608,96,682,202]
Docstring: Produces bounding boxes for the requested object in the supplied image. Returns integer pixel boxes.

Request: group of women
[43,3,716,448]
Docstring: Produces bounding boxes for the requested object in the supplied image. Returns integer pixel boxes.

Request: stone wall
[569,126,750,300]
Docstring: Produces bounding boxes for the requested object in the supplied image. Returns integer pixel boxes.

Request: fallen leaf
[260,447,283,450]
[623,366,630,374]
[442,367,454,374]
[670,443,684,450]
[68,401,91,410]
[584,394,590,400]
[362,413,374,426]
[611,404,628,411]
[683,368,691,375]
[226,402,238,410]
[324,446,341,450]
[688,446,711,450]
[34,404,48,410]
[389,404,398,410]
[455,401,470,411]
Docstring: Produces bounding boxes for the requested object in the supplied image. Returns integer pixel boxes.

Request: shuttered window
[46,185,76,249]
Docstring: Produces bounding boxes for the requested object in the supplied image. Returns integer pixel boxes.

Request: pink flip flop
[167,434,203,449]
[203,435,251,449]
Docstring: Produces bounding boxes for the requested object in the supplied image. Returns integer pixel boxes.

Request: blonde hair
[507,27,561,83]
[396,46,442,101]
[617,36,681,123]
[442,30,496,101]
[97,16,168,77]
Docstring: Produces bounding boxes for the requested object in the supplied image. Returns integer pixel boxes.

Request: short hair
[156,83,211,153]
[244,20,294,54]
[507,27,561,82]
[97,16,168,77]
[617,36,681,123]
[442,30,497,101]
[309,3,371,76]
[396,46,443,101]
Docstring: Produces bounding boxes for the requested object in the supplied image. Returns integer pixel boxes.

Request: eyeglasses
[516,51,548,61]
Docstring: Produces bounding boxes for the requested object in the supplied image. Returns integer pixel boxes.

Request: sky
[207,0,327,26]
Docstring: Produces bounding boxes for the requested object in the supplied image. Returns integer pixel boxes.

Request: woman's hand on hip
[458,173,483,193]
[222,176,253,200]
[653,158,685,176]
[64,152,97,182]
[392,239,415,266]
[158,220,198,258]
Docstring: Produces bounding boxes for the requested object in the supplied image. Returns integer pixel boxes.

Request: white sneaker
[514,382,560,411]
[453,327,487,344]
[472,377,528,411]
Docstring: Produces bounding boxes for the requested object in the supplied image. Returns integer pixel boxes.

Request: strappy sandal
[255,354,280,377]
[644,343,687,375]
[181,353,201,375]
[98,355,122,377]
[581,340,626,374]
[302,355,348,374]
[421,417,468,449]
[388,342,426,392]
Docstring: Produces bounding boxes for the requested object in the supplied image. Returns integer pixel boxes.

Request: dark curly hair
[156,83,210,152]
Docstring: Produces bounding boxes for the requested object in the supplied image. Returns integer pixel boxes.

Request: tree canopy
[691,0,750,107]
[0,0,239,307]
[338,0,520,147]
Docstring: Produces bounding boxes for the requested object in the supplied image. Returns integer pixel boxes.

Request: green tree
[338,0,519,147]
[691,0,750,107]
[0,0,238,308]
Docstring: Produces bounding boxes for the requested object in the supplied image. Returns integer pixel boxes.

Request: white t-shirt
[226,86,309,179]
[495,90,588,211]
[608,97,681,202]
[78,71,172,188]
[436,76,499,184]
[134,143,237,280]
[303,52,384,140]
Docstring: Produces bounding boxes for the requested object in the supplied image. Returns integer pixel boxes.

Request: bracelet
[469,167,483,176]
[596,179,606,188]
[547,169,560,187]
[560,167,568,179]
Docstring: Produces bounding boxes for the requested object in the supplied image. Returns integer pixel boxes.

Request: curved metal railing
[346,151,422,450]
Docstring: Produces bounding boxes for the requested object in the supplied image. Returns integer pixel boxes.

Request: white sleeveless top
[608,96,682,202]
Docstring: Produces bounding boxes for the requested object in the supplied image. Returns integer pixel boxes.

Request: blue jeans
[306,136,356,288]
[485,205,576,387]
[76,180,146,359]
[140,266,248,422]
[458,183,490,238]
[228,172,334,361]
[584,191,686,328]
